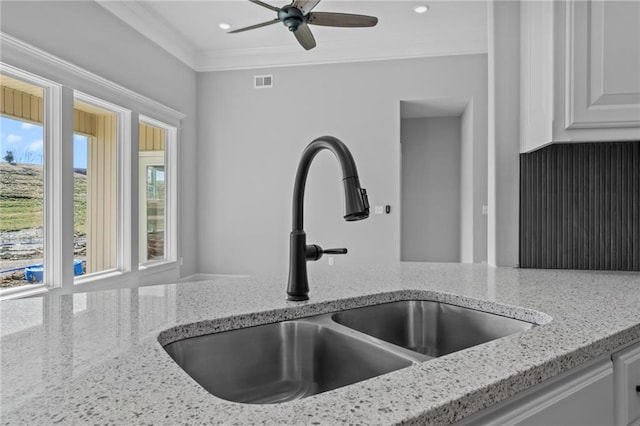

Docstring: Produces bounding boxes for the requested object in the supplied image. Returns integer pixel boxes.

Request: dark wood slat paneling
[633,143,636,269]
[520,141,640,271]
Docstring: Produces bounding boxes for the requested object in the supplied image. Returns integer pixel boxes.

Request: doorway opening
[400,98,474,263]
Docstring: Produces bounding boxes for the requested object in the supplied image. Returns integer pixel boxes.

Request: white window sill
[0,284,48,301]
[138,260,177,273]
[74,269,123,286]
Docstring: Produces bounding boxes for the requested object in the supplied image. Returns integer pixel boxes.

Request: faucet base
[287,294,309,301]
[287,230,310,301]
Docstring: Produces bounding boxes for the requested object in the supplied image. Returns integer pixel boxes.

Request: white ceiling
[97,0,488,72]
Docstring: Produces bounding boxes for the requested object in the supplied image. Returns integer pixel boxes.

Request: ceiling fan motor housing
[278,5,305,31]
[230,1,379,51]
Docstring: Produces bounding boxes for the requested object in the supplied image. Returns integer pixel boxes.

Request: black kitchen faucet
[286,136,370,301]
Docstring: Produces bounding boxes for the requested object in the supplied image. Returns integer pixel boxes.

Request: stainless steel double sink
[163,300,534,404]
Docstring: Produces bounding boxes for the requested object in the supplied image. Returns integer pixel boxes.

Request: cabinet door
[459,358,614,426]
[566,0,640,129]
[613,342,640,426]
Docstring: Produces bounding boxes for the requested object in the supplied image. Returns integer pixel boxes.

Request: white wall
[0,1,198,278]
[488,0,521,267]
[460,101,474,263]
[197,54,487,276]
[401,117,461,262]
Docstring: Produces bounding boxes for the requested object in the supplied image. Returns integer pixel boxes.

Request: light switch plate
[374,205,384,215]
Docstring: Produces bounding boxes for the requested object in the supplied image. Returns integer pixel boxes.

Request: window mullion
[167,125,179,264]
[126,112,139,272]
[45,85,75,289]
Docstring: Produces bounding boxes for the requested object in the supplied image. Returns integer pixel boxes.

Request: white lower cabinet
[459,357,614,426]
[613,342,640,426]
[460,340,640,426]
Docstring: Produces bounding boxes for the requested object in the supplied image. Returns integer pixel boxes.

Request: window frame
[72,91,131,284]
[138,116,178,270]
[0,33,185,299]
[0,64,60,298]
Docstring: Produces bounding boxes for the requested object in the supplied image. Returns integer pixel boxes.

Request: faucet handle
[323,248,347,255]
[305,245,348,261]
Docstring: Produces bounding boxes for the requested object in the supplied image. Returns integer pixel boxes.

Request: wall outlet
[482,205,488,215]
[374,205,384,215]
[328,256,334,266]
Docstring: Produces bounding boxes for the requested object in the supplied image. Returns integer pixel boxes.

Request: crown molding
[96,0,198,70]
[0,32,186,125]
[195,28,488,71]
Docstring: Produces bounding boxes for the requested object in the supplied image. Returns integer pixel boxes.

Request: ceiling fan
[228,0,379,51]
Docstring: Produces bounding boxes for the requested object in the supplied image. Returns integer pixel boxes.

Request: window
[0,73,45,291]
[138,118,176,266]
[73,95,123,278]
[73,133,88,274]
[139,122,166,264]
[1,40,183,298]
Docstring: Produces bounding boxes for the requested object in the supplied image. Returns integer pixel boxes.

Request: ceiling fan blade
[228,18,280,33]
[293,23,316,50]
[249,0,280,12]
[307,12,378,27]
[291,0,320,14]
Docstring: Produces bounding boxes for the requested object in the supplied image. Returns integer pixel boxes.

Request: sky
[0,116,88,169]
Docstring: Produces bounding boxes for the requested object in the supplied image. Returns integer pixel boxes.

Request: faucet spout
[287,136,369,301]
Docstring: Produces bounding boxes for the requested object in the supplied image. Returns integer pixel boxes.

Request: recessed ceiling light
[414,5,429,14]
[219,22,231,30]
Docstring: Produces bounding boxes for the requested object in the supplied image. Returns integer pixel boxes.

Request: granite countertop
[1,263,639,425]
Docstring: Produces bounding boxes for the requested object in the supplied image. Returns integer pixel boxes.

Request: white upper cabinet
[521,0,640,153]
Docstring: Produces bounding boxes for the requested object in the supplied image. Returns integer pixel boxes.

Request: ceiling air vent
[254,75,273,89]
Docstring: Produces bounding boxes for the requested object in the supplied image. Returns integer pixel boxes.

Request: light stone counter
[1,263,639,425]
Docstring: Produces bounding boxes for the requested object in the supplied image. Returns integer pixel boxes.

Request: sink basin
[163,319,413,404]
[332,300,534,357]
[163,299,536,404]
